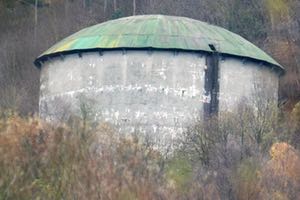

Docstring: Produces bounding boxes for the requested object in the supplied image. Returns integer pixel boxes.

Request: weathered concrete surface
[39,50,279,144]
[40,50,207,141]
[219,57,279,112]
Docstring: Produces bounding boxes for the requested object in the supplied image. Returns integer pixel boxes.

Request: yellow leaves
[265,0,290,21]
[258,142,300,199]
[266,0,290,14]
[0,115,44,157]
[272,191,289,200]
[292,102,300,126]
[234,143,300,199]
[270,142,290,160]
[269,142,300,182]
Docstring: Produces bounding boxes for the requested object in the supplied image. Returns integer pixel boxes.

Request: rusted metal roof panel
[35,15,283,70]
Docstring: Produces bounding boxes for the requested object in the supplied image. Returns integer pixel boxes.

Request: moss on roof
[35,15,282,70]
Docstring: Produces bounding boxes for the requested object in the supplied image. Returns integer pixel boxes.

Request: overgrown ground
[1,102,299,200]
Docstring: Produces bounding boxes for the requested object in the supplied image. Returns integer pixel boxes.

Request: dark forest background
[0,0,299,114]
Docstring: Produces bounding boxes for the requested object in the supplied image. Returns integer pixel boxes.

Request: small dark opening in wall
[209,44,216,51]
[182,90,185,97]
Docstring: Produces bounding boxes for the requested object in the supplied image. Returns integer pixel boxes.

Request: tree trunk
[34,0,38,46]
[104,0,107,14]
[113,0,117,11]
[133,0,136,15]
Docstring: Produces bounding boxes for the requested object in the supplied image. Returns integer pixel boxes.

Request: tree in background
[0,0,299,113]
[265,0,300,104]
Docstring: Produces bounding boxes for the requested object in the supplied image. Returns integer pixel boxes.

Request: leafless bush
[0,114,175,199]
[178,97,288,199]
[1,100,300,199]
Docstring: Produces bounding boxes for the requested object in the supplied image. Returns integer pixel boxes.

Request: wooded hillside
[1,2,300,199]
[0,0,299,114]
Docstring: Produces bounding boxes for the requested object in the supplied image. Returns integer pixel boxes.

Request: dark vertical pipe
[204,44,219,118]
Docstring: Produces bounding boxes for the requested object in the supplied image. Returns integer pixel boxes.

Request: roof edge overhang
[34,47,285,75]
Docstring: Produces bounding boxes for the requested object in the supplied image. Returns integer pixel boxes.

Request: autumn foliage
[258,142,300,200]
[0,101,300,200]
[0,115,169,199]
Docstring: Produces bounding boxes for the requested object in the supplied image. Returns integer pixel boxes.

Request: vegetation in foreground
[0,102,300,200]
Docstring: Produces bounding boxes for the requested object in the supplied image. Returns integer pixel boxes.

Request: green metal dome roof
[35,15,282,70]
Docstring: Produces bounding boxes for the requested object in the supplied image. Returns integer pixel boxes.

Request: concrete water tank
[34,15,284,139]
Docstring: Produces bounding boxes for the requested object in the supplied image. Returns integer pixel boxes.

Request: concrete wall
[218,57,279,112]
[39,50,279,143]
[40,50,207,141]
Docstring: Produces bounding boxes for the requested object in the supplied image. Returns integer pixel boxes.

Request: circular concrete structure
[35,15,283,139]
